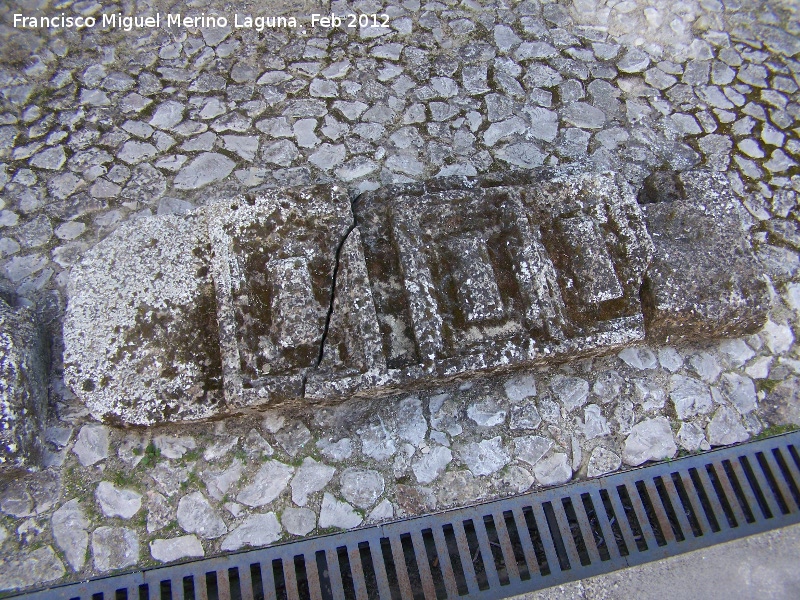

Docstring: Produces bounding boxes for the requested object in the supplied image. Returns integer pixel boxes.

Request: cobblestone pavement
[1,0,800,592]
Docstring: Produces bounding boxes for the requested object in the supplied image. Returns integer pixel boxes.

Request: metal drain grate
[13,431,800,600]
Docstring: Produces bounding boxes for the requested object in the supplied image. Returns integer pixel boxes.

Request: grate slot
[409,531,437,600]
[441,525,469,597]
[377,540,400,600]
[599,489,632,556]
[494,512,521,584]
[482,515,509,586]
[695,465,731,530]
[581,490,619,561]
[770,448,800,510]
[789,445,800,472]
[722,459,757,523]
[280,556,299,600]
[547,500,581,570]
[471,516,500,590]
[586,490,621,562]
[302,553,323,600]
[736,456,774,519]
[777,446,800,493]
[568,496,601,565]
[529,503,560,575]
[757,452,791,516]
[217,568,232,600]
[749,454,788,517]
[521,506,551,575]
[346,544,369,600]
[249,563,264,600]
[235,567,253,600]
[324,549,345,600]
[450,521,479,596]
[160,580,172,600]
[640,480,673,545]
[195,569,210,600]
[388,536,415,600]
[615,484,651,551]
[364,539,391,600]
[652,477,685,542]
[669,472,703,538]
[510,508,540,578]
[430,526,459,599]
[499,510,529,581]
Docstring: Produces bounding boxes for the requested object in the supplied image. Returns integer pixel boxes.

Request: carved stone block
[307,169,654,399]
[63,169,770,424]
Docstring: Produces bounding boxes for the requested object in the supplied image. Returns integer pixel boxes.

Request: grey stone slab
[237,460,293,507]
[513,435,553,467]
[176,492,227,539]
[623,417,677,466]
[533,453,572,486]
[282,507,316,536]
[412,446,452,484]
[72,424,110,466]
[221,513,281,551]
[96,481,142,519]
[318,493,362,529]
[290,457,335,506]
[92,527,138,572]
[707,405,749,446]
[640,170,769,342]
[457,436,510,477]
[340,468,385,507]
[587,446,621,477]
[0,546,64,592]
[51,499,89,571]
[64,211,223,425]
[150,535,204,562]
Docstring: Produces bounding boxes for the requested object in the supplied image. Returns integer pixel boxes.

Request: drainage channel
[11,430,800,600]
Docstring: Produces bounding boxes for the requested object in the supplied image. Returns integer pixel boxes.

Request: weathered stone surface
[340,468,385,508]
[237,460,294,507]
[282,507,316,536]
[587,447,621,477]
[623,417,677,466]
[290,458,336,506]
[533,453,572,486]
[0,291,48,472]
[72,424,110,466]
[513,435,553,467]
[203,459,244,501]
[504,374,537,402]
[63,169,771,422]
[221,512,281,551]
[318,493,362,529]
[670,375,713,420]
[92,527,139,572]
[640,170,769,342]
[64,212,224,425]
[176,492,227,539]
[0,546,64,591]
[457,436,510,476]
[150,535,204,562]
[412,446,452,484]
[51,499,89,571]
[707,406,749,446]
[62,184,352,422]
[720,373,757,415]
[95,481,142,519]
